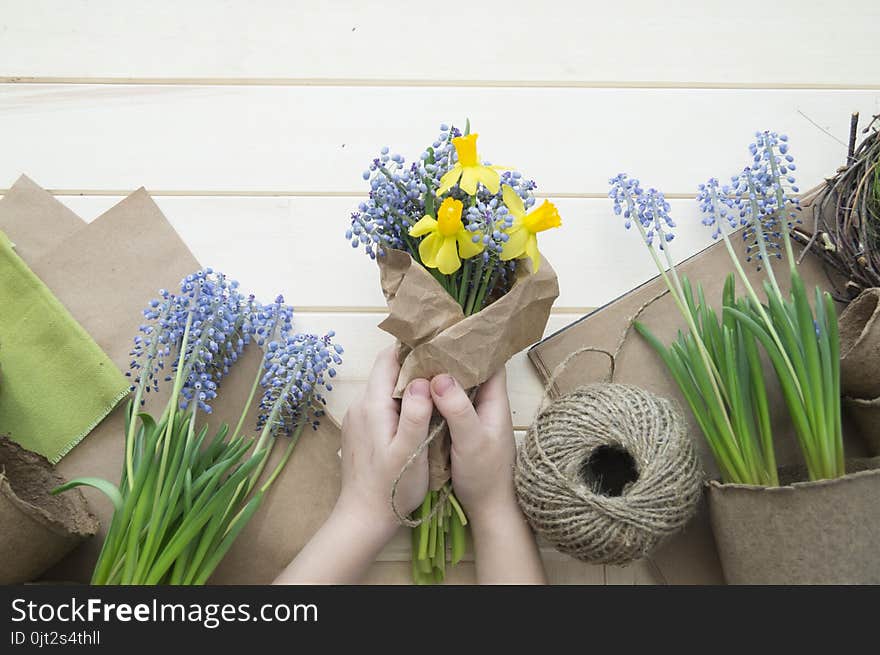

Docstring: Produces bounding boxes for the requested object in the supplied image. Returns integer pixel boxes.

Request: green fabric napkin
[0,229,129,463]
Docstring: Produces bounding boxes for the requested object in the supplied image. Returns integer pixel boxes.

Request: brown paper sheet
[377,249,559,488]
[527,232,862,584]
[0,175,85,261]
[0,178,341,584]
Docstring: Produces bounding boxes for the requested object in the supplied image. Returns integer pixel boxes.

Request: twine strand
[390,388,478,528]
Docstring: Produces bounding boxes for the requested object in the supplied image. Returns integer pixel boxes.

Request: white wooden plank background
[2,1,878,87]
[1,0,878,584]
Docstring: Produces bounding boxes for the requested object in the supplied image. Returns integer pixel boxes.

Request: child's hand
[430,369,547,584]
[429,369,517,521]
[275,347,431,584]
[337,346,432,534]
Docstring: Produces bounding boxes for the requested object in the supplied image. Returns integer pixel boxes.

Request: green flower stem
[457,259,472,306]
[230,347,267,443]
[471,261,497,314]
[216,425,292,543]
[636,220,737,442]
[464,256,484,314]
[154,313,193,501]
[766,152,798,270]
[710,194,803,399]
[745,175,782,297]
[427,496,438,560]
[450,507,466,565]
[124,309,167,488]
[259,422,305,495]
[416,494,431,561]
[633,216,757,482]
[125,391,145,489]
[653,211,731,409]
[447,489,467,526]
[134,412,192,582]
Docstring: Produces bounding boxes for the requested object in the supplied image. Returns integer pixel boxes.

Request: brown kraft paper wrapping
[0,178,341,584]
[377,248,559,488]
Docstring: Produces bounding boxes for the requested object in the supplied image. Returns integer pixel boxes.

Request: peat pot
[707,459,880,584]
[0,435,98,584]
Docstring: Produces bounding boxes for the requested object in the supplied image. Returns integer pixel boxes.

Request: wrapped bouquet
[347,122,561,582]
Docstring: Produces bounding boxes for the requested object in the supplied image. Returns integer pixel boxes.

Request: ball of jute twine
[515,380,702,565]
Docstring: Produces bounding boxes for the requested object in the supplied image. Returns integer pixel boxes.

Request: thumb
[430,375,481,450]
[393,378,433,454]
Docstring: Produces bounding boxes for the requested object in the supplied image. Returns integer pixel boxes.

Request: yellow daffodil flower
[500,185,561,271]
[437,134,504,196]
[409,197,484,274]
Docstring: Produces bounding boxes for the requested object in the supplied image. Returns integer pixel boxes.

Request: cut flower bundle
[347,121,561,583]
[55,270,343,584]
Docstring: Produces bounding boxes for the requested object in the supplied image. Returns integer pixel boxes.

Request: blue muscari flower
[739,132,801,266]
[696,177,744,240]
[698,131,802,269]
[609,174,675,247]
[129,269,264,414]
[257,332,344,434]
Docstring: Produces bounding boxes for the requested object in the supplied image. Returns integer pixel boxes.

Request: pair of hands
[275,345,546,584]
[336,346,518,534]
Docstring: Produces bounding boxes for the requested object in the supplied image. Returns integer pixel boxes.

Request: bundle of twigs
[794,113,880,301]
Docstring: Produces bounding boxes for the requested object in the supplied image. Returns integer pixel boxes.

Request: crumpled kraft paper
[377,249,559,488]
[0,177,341,584]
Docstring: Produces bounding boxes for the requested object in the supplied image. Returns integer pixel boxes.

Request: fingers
[475,368,512,430]
[365,345,401,405]
[393,379,433,453]
[431,375,482,450]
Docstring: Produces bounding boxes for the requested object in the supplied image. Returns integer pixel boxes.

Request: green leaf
[137,412,157,436]
[191,493,265,586]
[143,455,264,583]
[823,292,844,474]
[637,321,745,483]
[726,305,817,477]
[742,324,776,484]
[53,477,123,512]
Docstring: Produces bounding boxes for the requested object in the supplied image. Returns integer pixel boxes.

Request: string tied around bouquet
[389,388,478,528]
